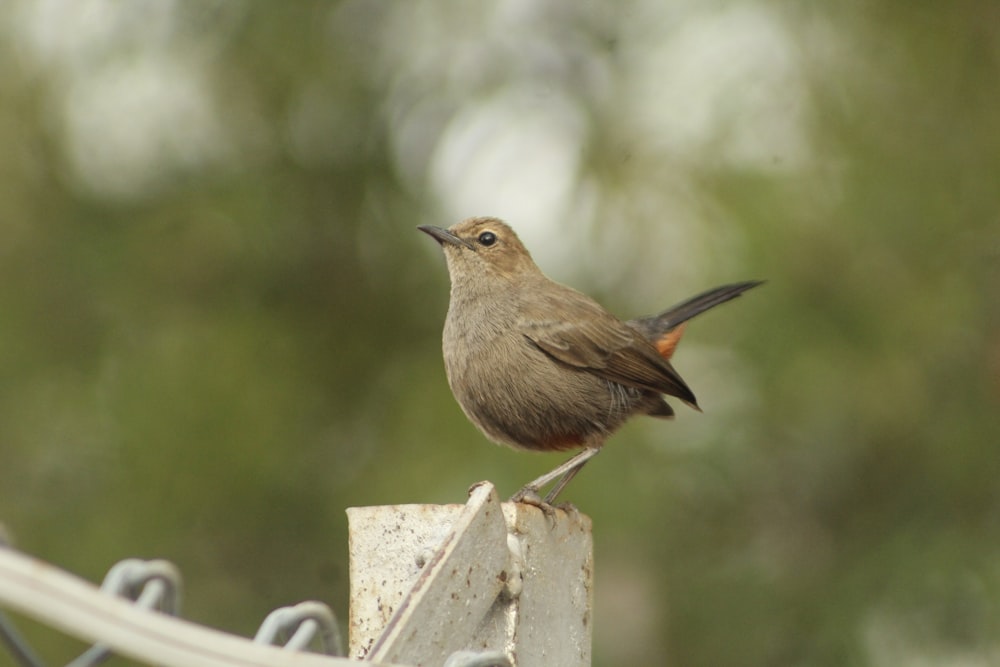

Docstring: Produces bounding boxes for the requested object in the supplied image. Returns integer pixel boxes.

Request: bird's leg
[510,447,601,506]
[544,462,588,505]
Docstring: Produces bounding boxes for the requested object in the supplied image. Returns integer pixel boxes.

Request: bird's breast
[440,303,639,451]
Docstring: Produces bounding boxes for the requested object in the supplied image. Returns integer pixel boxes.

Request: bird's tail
[628,280,764,360]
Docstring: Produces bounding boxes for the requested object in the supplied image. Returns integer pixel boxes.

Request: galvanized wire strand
[0,608,45,667]
[64,559,183,667]
[253,601,343,656]
[0,527,45,667]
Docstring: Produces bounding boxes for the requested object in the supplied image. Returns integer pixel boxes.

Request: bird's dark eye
[477,231,497,247]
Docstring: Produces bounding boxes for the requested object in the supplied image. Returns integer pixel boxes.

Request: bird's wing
[519,289,697,405]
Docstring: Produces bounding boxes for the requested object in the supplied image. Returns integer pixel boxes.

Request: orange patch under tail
[654,323,687,360]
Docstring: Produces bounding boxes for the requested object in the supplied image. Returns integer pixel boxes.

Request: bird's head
[418,217,541,284]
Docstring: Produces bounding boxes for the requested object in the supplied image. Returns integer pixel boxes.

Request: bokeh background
[1,1,998,665]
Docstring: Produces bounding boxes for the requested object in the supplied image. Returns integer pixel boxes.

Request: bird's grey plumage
[420,217,761,457]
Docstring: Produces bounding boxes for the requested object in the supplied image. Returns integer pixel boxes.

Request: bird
[418,216,762,506]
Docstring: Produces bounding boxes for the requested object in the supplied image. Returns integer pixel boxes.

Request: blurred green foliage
[0,2,997,665]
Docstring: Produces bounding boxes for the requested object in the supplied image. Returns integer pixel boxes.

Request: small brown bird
[419,217,761,506]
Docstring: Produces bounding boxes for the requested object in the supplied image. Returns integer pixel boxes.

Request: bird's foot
[553,501,580,517]
[509,486,557,517]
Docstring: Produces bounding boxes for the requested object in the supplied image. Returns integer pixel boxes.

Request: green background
[1,2,997,665]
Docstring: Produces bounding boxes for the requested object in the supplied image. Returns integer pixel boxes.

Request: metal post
[347,482,593,666]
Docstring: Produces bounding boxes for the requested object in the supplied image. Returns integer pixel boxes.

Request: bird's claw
[553,501,580,517]
[509,486,557,517]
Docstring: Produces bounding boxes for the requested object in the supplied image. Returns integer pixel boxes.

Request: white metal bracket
[347,482,592,666]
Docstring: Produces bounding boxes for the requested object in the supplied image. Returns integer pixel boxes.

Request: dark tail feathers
[628,280,764,338]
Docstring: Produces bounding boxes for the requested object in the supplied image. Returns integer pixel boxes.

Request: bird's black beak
[417,225,474,250]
